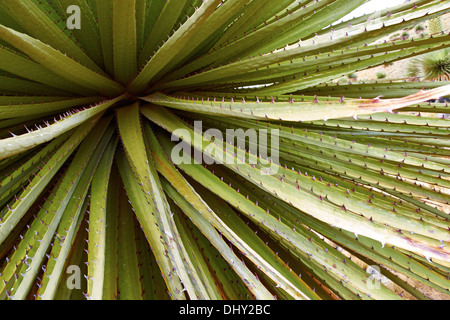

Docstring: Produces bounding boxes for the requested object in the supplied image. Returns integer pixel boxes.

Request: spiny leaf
[0,25,124,96]
[143,85,450,122]
[0,0,103,73]
[0,96,123,160]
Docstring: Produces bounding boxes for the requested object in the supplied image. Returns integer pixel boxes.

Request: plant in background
[407,59,423,81]
[407,16,450,82]
[408,48,450,81]
[415,24,426,32]
[0,0,449,301]
[376,72,387,79]
[428,16,444,34]
[420,48,450,81]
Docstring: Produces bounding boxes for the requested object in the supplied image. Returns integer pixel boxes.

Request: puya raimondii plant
[0,0,449,301]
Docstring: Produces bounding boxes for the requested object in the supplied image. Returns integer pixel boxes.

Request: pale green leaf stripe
[145,126,316,300]
[162,178,314,300]
[115,151,186,300]
[0,178,64,299]
[0,134,67,207]
[202,114,450,206]
[147,170,212,300]
[138,0,189,67]
[228,116,450,175]
[162,0,337,80]
[117,190,143,300]
[147,0,259,86]
[215,41,449,95]
[149,127,400,300]
[142,105,450,264]
[0,25,124,97]
[0,47,100,96]
[255,46,450,95]
[13,130,114,300]
[51,223,87,300]
[129,0,223,93]
[162,2,450,85]
[256,0,368,56]
[200,115,450,217]
[112,0,137,85]
[36,124,116,300]
[96,0,114,75]
[35,191,87,300]
[172,208,251,299]
[56,0,104,68]
[296,80,450,99]
[0,97,104,120]
[298,1,450,55]
[119,104,211,300]
[327,112,450,128]
[143,85,450,122]
[167,33,450,89]
[316,0,433,37]
[169,207,223,300]
[0,0,103,73]
[212,0,293,49]
[0,2,25,33]
[0,96,123,160]
[276,0,435,50]
[161,180,276,300]
[142,0,167,43]
[135,214,169,300]
[0,76,68,97]
[217,162,450,296]
[102,166,120,300]
[0,119,99,247]
[87,136,119,300]
[2,117,111,299]
[135,0,147,54]
[115,104,189,299]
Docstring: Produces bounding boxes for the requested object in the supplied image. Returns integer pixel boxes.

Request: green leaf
[56,0,105,68]
[101,164,120,300]
[117,189,143,300]
[0,47,100,96]
[0,96,123,160]
[0,0,103,73]
[145,124,316,300]
[129,0,223,93]
[138,0,189,68]
[149,126,401,299]
[1,117,113,299]
[116,103,201,299]
[0,117,102,246]
[112,0,137,85]
[0,25,124,97]
[96,0,114,76]
[0,97,104,120]
[143,105,450,264]
[36,120,116,300]
[87,135,118,300]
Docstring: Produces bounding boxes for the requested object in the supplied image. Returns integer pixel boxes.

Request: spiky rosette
[0,0,449,301]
